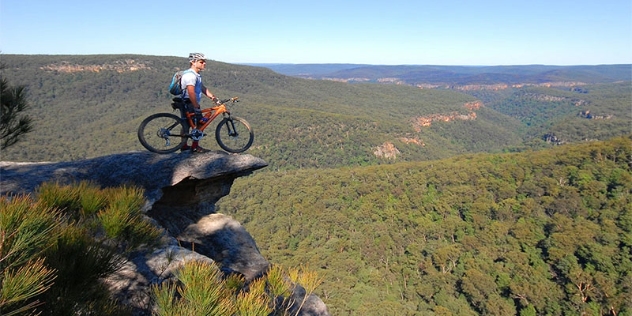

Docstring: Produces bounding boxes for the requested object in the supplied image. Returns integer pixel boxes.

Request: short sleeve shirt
[181,70,202,102]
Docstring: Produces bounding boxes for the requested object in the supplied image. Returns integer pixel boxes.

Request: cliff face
[0,151,330,315]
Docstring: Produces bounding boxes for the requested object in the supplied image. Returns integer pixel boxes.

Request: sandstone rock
[1,151,330,316]
[0,150,267,209]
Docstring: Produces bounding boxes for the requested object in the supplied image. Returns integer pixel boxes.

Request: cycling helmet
[189,53,206,62]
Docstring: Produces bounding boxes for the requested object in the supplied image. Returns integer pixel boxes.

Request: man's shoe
[191,147,208,153]
[180,144,190,152]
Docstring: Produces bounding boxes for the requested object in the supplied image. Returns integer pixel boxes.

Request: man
[181,52,220,152]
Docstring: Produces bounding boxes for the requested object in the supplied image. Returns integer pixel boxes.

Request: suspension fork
[224,115,238,137]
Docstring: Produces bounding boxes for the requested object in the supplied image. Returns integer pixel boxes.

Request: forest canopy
[217,136,632,315]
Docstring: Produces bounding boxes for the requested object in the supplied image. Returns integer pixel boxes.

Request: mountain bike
[138,97,254,154]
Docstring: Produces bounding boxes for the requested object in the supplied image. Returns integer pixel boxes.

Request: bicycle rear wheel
[138,113,187,154]
[214,117,254,153]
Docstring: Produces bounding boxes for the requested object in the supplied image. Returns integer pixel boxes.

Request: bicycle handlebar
[219,97,239,104]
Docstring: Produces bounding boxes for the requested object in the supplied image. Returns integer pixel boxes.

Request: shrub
[0,195,60,315]
[2,182,163,315]
[152,261,322,316]
[38,181,162,251]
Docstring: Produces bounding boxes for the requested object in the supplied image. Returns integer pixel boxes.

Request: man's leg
[180,103,195,151]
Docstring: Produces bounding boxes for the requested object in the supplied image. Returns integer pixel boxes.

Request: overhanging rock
[1,151,330,316]
[0,150,267,208]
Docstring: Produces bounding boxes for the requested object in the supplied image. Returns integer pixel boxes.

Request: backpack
[168,69,192,96]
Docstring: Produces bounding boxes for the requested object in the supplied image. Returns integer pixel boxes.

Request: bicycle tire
[214,117,254,153]
[138,113,188,154]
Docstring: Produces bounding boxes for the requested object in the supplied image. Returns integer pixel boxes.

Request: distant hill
[1,55,630,170]
[243,63,372,76]
[251,63,632,85]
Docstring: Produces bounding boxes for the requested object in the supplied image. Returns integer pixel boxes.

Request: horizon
[1,0,630,66]
[2,53,630,68]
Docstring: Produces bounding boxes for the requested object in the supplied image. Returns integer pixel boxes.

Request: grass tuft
[2,182,163,316]
[151,261,322,316]
[0,195,60,315]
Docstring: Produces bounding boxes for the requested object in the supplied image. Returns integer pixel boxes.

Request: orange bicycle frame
[184,103,229,131]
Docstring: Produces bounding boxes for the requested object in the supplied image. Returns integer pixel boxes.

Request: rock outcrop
[0,150,330,315]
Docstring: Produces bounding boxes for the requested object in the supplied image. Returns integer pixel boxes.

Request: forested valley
[216,137,632,315]
[1,55,631,315]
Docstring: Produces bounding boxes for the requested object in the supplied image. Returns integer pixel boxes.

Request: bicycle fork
[224,118,239,137]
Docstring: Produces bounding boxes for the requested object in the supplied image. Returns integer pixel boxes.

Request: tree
[0,64,33,150]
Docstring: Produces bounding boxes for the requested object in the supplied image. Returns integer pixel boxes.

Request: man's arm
[201,85,218,103]
[186,85,201,109]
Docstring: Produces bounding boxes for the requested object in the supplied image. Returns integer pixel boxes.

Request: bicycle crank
[191,128,204,141]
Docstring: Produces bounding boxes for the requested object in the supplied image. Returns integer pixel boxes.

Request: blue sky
[1,0,630,65]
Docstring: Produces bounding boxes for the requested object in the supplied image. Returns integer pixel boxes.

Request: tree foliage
[218,136,632,315]
[0,64,32,150]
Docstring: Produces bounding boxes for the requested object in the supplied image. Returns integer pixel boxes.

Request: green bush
[0,195,59,315]
[38,181,162,251]
[98,186,162,251]
[39,224,127,315]
[152,261,322,316]
[2,181,324,315]
[1,182,164,315]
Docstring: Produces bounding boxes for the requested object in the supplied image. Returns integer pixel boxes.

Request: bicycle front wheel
[138,113,187,154]
[214,117,254,153]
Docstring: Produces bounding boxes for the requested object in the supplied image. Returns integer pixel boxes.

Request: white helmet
[189,53,206,62]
